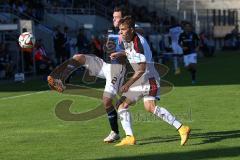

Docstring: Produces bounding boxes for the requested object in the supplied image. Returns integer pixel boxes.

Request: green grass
[0,51,240,160]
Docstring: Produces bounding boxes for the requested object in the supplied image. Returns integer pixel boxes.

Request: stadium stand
[0,0,240,80]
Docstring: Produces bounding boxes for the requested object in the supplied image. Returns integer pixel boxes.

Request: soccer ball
[18,32,35,49]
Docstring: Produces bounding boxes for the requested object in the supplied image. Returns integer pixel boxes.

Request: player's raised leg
[47,54,86,92]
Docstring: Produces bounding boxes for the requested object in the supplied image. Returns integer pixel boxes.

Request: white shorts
[83,55,125,98]
[183,53,197,66]
[122,76,160,104]
[172,43,183,55]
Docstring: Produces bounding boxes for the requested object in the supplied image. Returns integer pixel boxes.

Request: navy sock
[191,69,196,81]
[106,106,119,134]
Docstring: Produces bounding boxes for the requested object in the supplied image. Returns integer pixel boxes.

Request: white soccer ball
[18,32,35,49]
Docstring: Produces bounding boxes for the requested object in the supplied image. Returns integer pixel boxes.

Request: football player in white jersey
[110,16,191,146]
[169,20,183,75]
[48,6,128,143]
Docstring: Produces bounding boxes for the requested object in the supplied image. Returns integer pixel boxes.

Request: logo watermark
[52,60,188,122]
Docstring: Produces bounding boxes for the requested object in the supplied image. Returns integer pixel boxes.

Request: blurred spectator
[0,0,11,9]
[34,39,54,74]
[223,33,239,50]
[14,0,27,18]
[35,0,45,21]
[231,25,239,36]
[222,25,240,50]
[53,25,65,64]
[0,42,13,79]
[69,38,78,57]
[76,28,89,53]
[63,26,71,60]
[89,34,103,58]
[231,25,240,49]
[59,0,72,7]
[3,0,45,21]
[199,32,215,57]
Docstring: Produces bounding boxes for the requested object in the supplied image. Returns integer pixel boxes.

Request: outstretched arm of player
[120,62,146,93]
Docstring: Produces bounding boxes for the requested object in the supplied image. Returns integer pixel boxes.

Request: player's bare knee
[102,96,112,109]
[144,101,156,113]
[144,105,149,112]
[115,96,126,110]
[144,105,153,113]
[73,54,86,64]
[116,96,129,111]
[118,102,128,111]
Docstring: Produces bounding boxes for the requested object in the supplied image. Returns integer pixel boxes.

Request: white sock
[173,56,178,71]
[153,106,182,129]
[118,108,133,136]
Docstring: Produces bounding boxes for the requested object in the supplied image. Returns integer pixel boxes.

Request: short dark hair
[113,6,129,17]
[182,21,192,27]
[119,16,135,29]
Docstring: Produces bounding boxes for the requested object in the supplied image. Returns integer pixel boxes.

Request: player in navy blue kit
[179,22,200,84]
[48,6,129,143]
[102,6,129,143]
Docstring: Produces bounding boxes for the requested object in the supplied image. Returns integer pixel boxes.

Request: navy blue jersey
[179,32,199,55]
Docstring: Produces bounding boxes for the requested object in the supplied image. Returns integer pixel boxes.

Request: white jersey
[169,25,183,44]
[121,33,160,102]
[122,33,160,81]
[169,25,183,54]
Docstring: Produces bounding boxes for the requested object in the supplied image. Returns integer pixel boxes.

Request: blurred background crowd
[0,0,239,80]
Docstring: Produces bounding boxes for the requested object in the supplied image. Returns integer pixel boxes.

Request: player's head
[113,6,129,28]
[119,16,135,42]
[184,22,192,33]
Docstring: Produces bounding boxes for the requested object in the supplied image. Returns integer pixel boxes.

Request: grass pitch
[0,51,240,160]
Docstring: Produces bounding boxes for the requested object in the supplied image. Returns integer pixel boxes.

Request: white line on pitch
[0,91,49,101]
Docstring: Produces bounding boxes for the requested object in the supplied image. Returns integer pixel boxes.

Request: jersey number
[111,77,117,85]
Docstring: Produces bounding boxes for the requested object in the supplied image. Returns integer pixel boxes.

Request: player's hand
[109,52,119,60]
[110,51,126,60]
[120,84,130,93]
[110,52,125,60]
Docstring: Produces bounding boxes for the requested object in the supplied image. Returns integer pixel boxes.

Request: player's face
[185,24,192,33]
[113,11,122,27]
[119,24,134,42]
